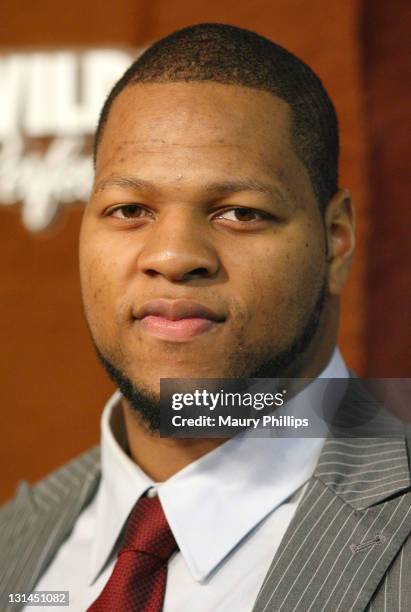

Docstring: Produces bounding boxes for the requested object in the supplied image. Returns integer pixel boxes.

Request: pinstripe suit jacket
[1,381,410,612]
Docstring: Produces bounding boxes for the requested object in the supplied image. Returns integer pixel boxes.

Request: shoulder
[0,445,101,521]
[0,446,101,603]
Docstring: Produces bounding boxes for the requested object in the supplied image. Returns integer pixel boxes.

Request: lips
[134,299,225,342]
[135,299,225,322]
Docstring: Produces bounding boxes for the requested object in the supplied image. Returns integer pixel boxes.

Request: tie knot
[121,495,177,562]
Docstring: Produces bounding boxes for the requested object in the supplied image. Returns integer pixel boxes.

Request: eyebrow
[93,175,287,203]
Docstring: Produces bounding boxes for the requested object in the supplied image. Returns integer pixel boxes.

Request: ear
[324,189,356,296]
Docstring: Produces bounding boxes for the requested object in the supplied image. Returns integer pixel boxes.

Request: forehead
[97,83,294,167]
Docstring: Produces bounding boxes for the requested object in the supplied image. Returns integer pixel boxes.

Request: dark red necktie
[88,495,178,612]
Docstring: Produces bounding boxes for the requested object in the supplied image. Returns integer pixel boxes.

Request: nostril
[185,267,210,279]
[145,269,160,277]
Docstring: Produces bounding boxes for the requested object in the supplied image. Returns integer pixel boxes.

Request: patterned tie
[88,494,178,612]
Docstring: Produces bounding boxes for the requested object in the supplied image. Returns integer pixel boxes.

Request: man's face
[80,82,327,399]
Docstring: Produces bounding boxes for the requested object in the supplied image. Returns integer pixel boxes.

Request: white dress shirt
[32,349,348,611]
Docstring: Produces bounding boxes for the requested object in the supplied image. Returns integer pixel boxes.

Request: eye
[215,207,271,222]
[108,204,150,220]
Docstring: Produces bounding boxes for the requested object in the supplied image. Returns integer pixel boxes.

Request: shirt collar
[89,348,348,583]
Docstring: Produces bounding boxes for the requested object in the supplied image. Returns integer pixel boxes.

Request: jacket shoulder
[0,445,101,520]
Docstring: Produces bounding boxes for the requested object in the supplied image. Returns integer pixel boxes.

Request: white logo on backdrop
[0,49,137,231]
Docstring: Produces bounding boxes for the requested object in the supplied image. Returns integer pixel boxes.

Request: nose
[137,210,220,282]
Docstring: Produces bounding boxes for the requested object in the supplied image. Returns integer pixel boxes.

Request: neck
[122,404,227,481]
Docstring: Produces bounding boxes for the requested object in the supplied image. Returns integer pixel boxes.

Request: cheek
[80,240,123,339]
[233,236,324,331]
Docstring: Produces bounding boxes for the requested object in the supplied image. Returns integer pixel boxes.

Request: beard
[94,279,327,433]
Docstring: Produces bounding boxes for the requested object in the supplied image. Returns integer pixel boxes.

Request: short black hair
[94,23,339,210]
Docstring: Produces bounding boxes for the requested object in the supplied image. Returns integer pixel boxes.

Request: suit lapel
[0,447,101,610]
[253,382,411,612]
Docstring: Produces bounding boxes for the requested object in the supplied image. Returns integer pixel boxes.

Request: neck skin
[121,302,339,482]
